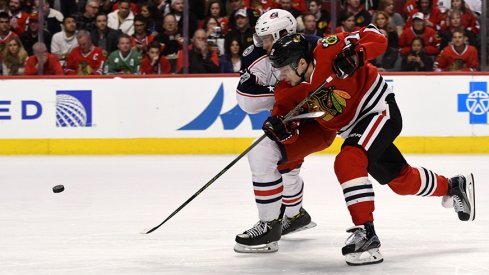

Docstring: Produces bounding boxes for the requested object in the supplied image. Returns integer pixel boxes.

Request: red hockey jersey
[403,0,439,16]
[140,55,171,74]
[434,44,479,71]
[406,8,442,30]
[64,46,106,75]
[130,35,154,48]
[399,26,440,55]
[272,25,390,136]
[439,10,479,35]
[24,53,64,75]
[9,11,28,35]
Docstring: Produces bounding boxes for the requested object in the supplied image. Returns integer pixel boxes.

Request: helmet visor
[253,33,263,47]
[253,33,275,48]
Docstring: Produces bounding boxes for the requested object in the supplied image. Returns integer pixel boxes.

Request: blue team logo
[179,83,269,130]
[458,82,489,124]
[56,90,92,127]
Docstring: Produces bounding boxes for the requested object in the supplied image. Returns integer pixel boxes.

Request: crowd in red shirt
[0,0,483,76]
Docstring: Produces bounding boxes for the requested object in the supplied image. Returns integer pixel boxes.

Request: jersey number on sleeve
[344,33,360,46]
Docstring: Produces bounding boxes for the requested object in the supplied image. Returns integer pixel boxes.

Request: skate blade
[467,173,476,221]
[233,242,278,253]
[282,221,318,236]
[345,248,384,266]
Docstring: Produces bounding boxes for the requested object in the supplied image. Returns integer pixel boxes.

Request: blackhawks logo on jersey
[320,35,339,48]
[318,20,328,30]
[78,61,93,75]
[307,85,351,121]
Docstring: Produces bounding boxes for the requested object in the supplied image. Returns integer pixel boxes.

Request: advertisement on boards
[0,75,488,139]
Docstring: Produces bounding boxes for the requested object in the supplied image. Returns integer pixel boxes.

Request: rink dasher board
[0,74,488,154]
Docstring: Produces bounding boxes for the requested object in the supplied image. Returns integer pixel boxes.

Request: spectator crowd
[0,0,483,76]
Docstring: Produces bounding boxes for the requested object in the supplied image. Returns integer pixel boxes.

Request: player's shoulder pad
[241,44,267,69]
[363,23,382,34]
[365,23,380,30]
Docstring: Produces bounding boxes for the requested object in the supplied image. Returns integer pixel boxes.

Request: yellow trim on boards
[1,137,488,155]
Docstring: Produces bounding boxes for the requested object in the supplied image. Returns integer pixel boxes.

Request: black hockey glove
[332,43,365,79]
[262,116,299,144]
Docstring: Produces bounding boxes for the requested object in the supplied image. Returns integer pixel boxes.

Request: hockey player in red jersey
[64,30,106,75]
[234,9,335,253]
[267,29,476,265]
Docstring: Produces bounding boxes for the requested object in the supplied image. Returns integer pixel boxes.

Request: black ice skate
[342,222,383,266]
[234,219,282,253]
[448,174,476,221]
[282,208,317,236]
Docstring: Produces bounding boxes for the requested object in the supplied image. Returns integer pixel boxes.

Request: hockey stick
[141,75,334,234]
[284,111,325,122]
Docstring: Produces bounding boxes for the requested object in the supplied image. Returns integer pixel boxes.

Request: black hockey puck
[52,185,65,193]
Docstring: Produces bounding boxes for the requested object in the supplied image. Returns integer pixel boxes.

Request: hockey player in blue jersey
[233,9,334,253]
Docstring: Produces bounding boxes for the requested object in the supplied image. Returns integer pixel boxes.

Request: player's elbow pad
[236,93,274,114]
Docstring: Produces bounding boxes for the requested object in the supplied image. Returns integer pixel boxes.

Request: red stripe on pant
[282,195,302,204]
[254,186,284,196]
[361,110,386,147]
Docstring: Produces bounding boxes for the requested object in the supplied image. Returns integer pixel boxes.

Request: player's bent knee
[386,166,419,196]
[334,146,369,183]
[388,184,412,195]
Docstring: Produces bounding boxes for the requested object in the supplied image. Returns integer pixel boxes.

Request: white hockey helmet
[253,9,297,47]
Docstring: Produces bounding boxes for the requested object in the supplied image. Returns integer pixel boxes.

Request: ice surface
[0,155,488,275]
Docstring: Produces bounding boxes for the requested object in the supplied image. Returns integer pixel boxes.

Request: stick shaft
[143,75,334,234]
[144,135,266,234]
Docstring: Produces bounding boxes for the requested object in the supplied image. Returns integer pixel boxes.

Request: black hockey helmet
[269,33,311,69]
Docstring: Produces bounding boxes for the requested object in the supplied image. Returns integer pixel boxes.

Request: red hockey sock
[335,146,374,225]
[388,165,449,196]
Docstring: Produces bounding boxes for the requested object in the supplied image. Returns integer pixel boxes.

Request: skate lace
[246,221,269,238]
[282,217,291,230]
[345,228,366,245]
[453,195,464,212]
